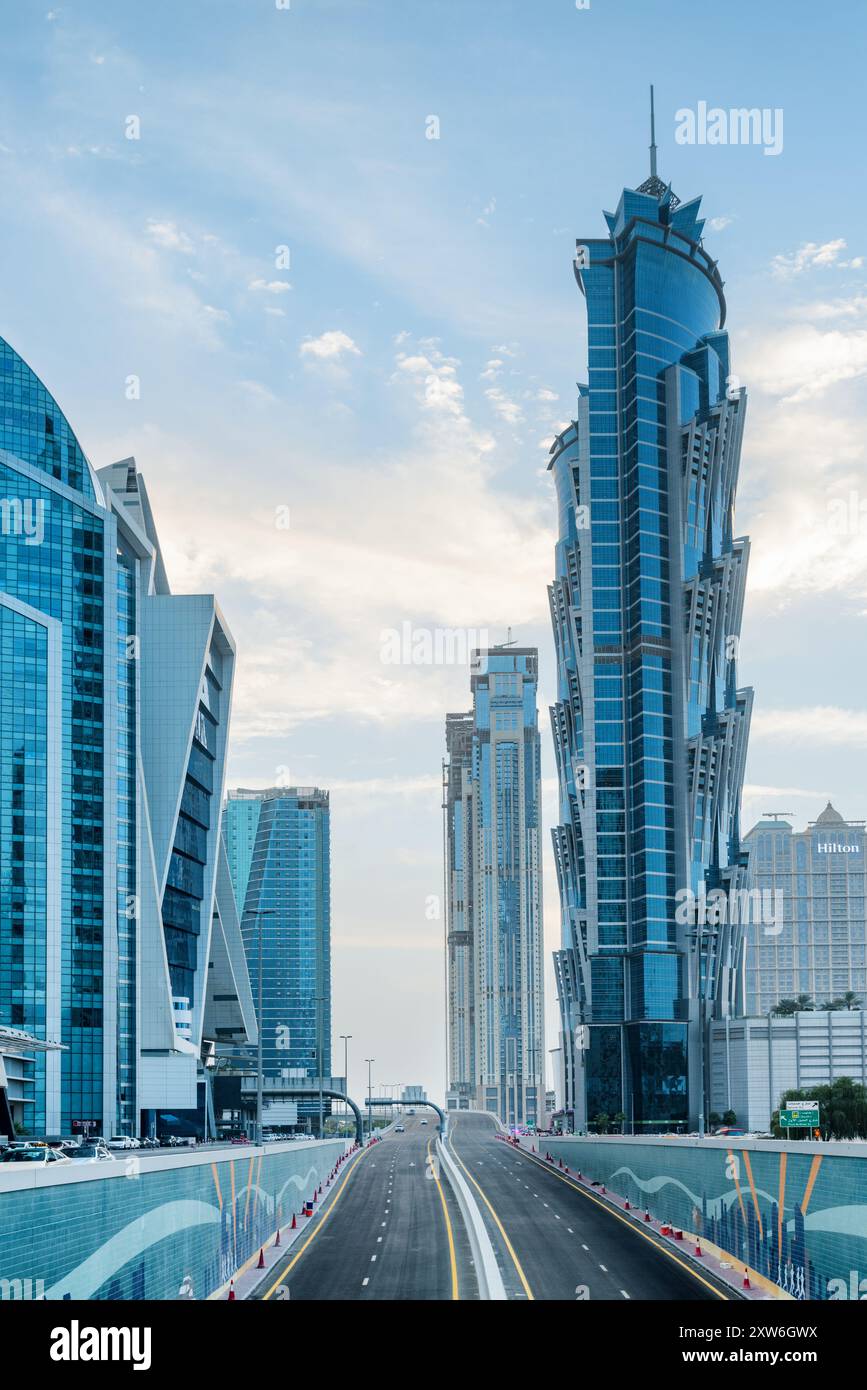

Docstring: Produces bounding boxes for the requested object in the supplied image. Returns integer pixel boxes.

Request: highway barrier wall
[0,1138,346,1301]
[538,1134,867,1301]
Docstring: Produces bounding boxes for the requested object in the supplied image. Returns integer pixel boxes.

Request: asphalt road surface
[254,1115,478,1301]
[448,1111,734,1302]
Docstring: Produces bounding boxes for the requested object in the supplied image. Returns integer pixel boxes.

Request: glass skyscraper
[445,647,545,1129]
[224,787,331,1128]
[0,337,254,1139]
[550,150,752,1132]
[743,805,866,1015]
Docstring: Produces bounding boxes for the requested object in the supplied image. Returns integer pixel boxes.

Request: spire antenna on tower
[649,84,657,178]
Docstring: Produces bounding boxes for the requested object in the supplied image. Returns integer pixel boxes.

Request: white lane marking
[362,1277,370,1287]
[599,1264,608,1272]
[381,1222,386,1227]
[582,1244,589,1251]
[554,1214,561,1220]
[543,1202,549,1209]
[377,1237,383,1243]
[567,1228,574,1235]
[620,1290,630,1299]
[371,1255,377,1263]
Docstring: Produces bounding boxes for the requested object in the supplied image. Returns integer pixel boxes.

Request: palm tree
[612,1112,626,1135]
[795,993,815,1012]
[839,991,861,1011]
[592,1112,610,1135]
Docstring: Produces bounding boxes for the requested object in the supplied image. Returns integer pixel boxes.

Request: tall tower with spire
[548,108,753,1132]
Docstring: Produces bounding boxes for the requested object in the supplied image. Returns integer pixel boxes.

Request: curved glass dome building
[549,161,752,1132]
[0,338,254,1139]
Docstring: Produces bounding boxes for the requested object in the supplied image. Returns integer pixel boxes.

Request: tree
[773,995,815,1016]
[773,998,799,1016]
[839,991,861,1011]
[708,1111,723,1130]
[612,1112,626,1134]
[592,1112,610,1135]
[772,1078,867,1141]
[722,1110,737,1127]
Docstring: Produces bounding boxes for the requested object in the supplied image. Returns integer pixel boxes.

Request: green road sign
[780,1102,820,1128]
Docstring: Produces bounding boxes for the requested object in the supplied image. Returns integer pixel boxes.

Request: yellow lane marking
[516,1146,730,1301]
[428,1138,459,1301]
[261,1147,370,1300]
[449,1120,535,1300]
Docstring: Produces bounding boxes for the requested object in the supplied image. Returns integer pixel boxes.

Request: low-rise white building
[709,1009,867,1131]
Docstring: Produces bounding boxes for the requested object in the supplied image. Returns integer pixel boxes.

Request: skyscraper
[445,647,545,1128]
[0,337,254,1139]
[550,132,752,1132]
[224,787,331,1130]
[743,805,866,1015]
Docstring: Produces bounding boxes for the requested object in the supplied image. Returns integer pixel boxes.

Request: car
[1,1146,71,1165]
[108,1135,137,1150]
[71,1141,115,1163]
[394,1124,405,1133]
[420,1118,428,1126]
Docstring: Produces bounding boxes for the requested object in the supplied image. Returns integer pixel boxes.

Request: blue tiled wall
[541,1136,867,1300]
[0,1139,345,1301]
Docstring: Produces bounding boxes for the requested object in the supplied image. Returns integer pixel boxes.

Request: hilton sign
[816,842,861,854]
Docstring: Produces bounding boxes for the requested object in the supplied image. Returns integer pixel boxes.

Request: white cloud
[146,219,194,254]
[751,707,867,747]
[536,387,559,402]
[739,324,867,401]
[772,239,863,278]
[707,215,733,232]
[300,329,361,360]
[249,278,292,295]
[480,358,503,381]
[485,386,524,426]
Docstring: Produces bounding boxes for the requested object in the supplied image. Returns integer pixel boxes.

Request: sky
[2,0,867,1106]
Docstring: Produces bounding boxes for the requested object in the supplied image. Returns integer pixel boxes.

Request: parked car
[71,1140,115,1163]
[108,1135,137,1150]
[1,1146,71,1165]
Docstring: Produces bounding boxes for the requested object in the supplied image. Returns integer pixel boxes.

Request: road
[254,1115,478,1300]
[448,1112,733,1301]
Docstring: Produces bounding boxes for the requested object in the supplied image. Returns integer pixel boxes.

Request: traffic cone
[743,1268,751,1290]
[275,1227,281,1247]
[318,1184,322,1197]
[600,1185,606,1194]
[675,1230,683,1241]
[624,1199,630,1210]
[290,1212,297,1229]
[559,1158,564,1169]
[644,1208,651,1222]
[695,1240,703,1257]
[257,1247,265,1269]
[228,1280,236,1301]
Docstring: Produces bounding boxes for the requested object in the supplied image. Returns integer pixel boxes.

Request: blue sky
[3,0,867,1102]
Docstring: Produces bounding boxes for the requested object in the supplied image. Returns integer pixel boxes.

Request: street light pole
[242,909,275,1146]
[365,1058,374,1141]
[340,1034,352,1128]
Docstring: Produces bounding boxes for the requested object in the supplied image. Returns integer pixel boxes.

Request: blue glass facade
[1,341,252,1142]
[0,338,107,1134]
[551,171,752,1131]
[225,788,331,1125]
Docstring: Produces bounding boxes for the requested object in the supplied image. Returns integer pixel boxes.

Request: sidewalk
[501,1135,792,1302]
[210,1141,373,1300]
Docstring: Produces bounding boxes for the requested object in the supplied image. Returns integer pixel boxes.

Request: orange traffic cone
[695,1240,703,1257]
[290,1212,297,1229]
[228,1280,236,1301]
[743,1268,751,1290]
[257,1247,265,1269]
[625,1199,631,1210]
[275,1227,281,1247]
[644,1208,651,1222]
